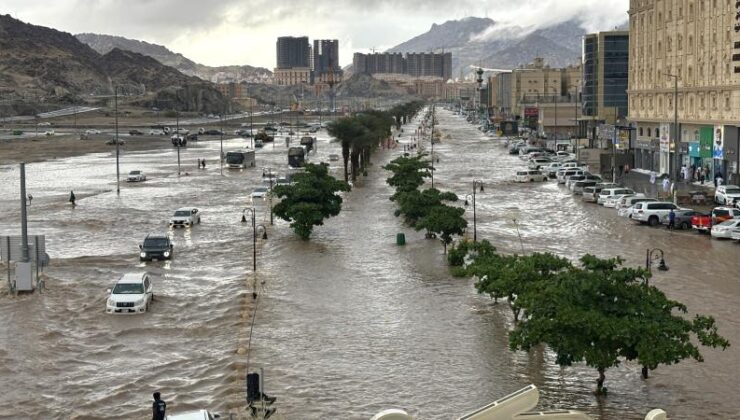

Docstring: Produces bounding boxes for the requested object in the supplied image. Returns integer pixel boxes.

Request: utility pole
[115,87,120,195]
[430,105,435,189]
[20,163,29,263]
[220,113,224,175]
[673,75,679,184]
[176,111,181,176]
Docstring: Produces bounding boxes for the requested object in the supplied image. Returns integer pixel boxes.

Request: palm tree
[327,117,366,183]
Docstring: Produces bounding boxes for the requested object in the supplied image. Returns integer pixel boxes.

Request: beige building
[628,0,740,181]
[273,67,311,86]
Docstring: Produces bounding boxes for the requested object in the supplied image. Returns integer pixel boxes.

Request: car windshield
[144,238,169,247]
[725,188,740,194]
[112,283,144,294]
[129,171,140,175]
[253,187,268,193]
[718,220,738,226]
[174,210,191,217]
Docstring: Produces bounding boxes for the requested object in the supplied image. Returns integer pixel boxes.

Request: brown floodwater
[0,111,738,419]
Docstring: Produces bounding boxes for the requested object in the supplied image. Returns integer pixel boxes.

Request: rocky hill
[388,17,624,76]
[76,33,272,83]
[0,14,230,113]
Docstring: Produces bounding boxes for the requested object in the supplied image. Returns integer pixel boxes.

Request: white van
[514,170,548,183]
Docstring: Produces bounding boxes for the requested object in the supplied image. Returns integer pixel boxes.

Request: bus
[226,150,256,169]
[288,147,306,168]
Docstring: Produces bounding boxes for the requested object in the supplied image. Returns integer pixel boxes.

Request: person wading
[152,392,166,420]
[668,208,676,230]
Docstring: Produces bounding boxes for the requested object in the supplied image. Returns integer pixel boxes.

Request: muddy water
[1,112,738,420]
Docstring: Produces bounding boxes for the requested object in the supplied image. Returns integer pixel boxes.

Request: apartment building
[628,0,740,182]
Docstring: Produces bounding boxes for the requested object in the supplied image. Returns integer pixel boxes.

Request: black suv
[139,234,173,261]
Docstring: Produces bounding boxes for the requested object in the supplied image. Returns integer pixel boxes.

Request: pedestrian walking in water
[699,167,705,184]
[197,158,201,168]
[668,208,676,230]
[152,392,166,420]
[201,158,206,169]
[69,191,76,206]
[27,194,33,206]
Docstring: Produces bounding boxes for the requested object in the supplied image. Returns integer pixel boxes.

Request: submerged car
[250,187,270,201]
[139,234,173,261]
[169,207,201,228]
[106,272,154,314]
[711,219,740,239]
[127,170,146,182]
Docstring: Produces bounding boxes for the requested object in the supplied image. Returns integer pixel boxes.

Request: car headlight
[140,252,147,258]
[107,298,115,306]
[163,251,170,257]
[135,298,144,306]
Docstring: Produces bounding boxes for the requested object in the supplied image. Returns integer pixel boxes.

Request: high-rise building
[582,31,629,123]
[352,52,452,80]
[276,36,310,69]
[488,73,512,118]
[312,39,343,85]
[628,0,740,182]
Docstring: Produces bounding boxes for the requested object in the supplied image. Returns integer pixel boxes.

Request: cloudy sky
[3,0,628,69]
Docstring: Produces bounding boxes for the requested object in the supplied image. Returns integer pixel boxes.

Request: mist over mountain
[388,16,626,76]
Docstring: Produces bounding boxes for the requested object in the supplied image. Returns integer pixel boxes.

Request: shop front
[699,126,714,180]
[634,138,659,171]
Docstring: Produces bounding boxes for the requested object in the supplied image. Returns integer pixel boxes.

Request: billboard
[660,123,670,153]
[713,125,724,159]
[524,107,538,129]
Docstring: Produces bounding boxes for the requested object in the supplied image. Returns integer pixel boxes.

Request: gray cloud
[3,0,628,67]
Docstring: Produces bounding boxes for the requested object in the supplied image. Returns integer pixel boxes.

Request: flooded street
[1,109,739,419]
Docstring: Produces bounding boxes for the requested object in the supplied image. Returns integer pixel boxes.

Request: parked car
[149,129,166,135]
[660,209,702,229]
[254,139,264,148]
[169,207,201,228]
[617,199,657,218]
[615,194,648,210]
[693,207,740,233]
[710,219,740,238]
[139,234,173,261]
[604,194,635,208]
[44,130,55,136]
[597,188,634,205]
[572,180,598,195]
[565,175,587,190]
[714,185,740,205]
[514,170,548,183]
[250,186,270,201]
[106,272,153,314]
[129,129,144,136]
[203,129,224,135]
[38,122,52,127]
[85,129,101,135]
[731,227,740,241]
[528,158,552,170]
[126,170,146,182]
[554,151,574,161]
[557,169,584,184]
[542,162,562,178]
[632,201,684,226]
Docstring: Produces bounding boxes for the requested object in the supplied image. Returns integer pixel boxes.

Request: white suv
[631,201,685,226]
[106,272,153,314]
[597,188,634,205]
[714,185,740,205]
[169,207,201,228]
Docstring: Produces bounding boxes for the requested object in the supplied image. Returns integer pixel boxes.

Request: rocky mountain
[76,33,272,83]
[388,17,625,77]
[0,14,230,113]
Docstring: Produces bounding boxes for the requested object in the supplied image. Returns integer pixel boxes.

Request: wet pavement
[0,109,738,419]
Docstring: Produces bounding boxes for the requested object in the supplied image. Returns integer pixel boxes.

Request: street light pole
[430,105,435,189]
[114,86,120,195]
[663,73,680,185]
[466,180,484,242]
[265,167,274,225]
[176,111,181,176]
[644,248,669,287]
[242,208,267,273]
[220,113,224,176]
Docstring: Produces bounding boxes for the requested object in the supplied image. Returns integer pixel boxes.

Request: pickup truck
[692,207,740,233]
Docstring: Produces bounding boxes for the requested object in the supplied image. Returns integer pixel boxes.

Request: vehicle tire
[198,217,201,224]
[648,216,659,227]
[530,179,535,182]
[680,221,690,230]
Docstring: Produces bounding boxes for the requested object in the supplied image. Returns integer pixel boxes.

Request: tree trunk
[350,150,360,182]
[342,142,350,183]
[596,368,606,395]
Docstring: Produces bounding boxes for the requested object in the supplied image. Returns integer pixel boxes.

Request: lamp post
[242,208,268,273]
[263,167,274,225]
[464,180,484,242]
[430,105,435,189]
[114,86,121,195]
[645,248,669,286]
[176,110,181,176]
[219,112,224,176]
[662,73,680,185]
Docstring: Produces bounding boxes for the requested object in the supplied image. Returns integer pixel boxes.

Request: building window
[726,96,731,109]
[678,35,683,50]
[655,127,659,138]
[639,127,644,136]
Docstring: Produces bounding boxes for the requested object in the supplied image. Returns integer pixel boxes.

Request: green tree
[327,117,366,183]
[383,154,433,195]
[416,204,468,253]
[393,188,458,226]
[509,255,729,395]
[271,163,351,239]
